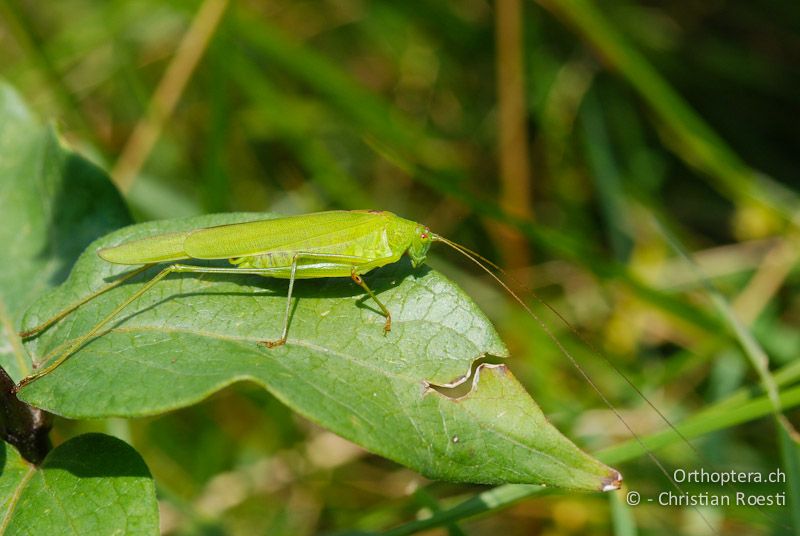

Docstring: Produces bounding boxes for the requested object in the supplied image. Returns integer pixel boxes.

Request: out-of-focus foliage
[1,0,798,534]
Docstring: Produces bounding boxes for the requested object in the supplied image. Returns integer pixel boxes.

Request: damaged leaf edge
[423,359,623,492]
[422,355,504,398]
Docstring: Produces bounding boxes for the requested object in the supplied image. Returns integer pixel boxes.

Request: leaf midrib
[36,323,493,388]
[0,464,34,534]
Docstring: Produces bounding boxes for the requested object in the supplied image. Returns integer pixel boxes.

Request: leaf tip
[601,469,623,492]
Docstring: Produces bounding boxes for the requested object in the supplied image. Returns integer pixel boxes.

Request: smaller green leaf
[0,434,158,535]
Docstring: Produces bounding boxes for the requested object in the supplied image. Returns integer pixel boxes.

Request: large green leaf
[0,434,158,534]
[18,213,620,490]
[0,82,131,382]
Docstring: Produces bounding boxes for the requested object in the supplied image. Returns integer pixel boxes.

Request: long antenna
[434,234,700,455]
[431,233,719,533]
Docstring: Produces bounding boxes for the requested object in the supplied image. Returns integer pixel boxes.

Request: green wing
[183,210,395,259]
[96,211,404,264]
[97,231,191,264]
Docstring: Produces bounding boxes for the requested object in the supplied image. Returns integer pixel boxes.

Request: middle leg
[351,269,392,334]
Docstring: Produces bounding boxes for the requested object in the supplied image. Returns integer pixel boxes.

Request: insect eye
[420,232,429,240]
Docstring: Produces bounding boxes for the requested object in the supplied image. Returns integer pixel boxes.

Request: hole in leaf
[424,355,506,399]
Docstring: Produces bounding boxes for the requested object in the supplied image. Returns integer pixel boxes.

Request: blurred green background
[1,0,799,534]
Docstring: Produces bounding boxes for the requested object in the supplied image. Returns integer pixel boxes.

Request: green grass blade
[779,426,800,532]
[379,485,544,536]
[610,490,637,536]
